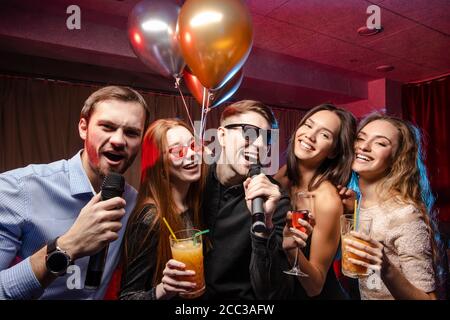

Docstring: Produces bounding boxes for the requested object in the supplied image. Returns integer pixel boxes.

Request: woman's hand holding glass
[283,204,315,277]
[344,231,386,272]
[282,211,315,250]
[156,259,197,299]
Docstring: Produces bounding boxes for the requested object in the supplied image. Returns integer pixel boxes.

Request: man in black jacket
[202,100,294,300]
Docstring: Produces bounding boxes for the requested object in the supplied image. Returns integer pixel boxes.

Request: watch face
[47,252,69,274]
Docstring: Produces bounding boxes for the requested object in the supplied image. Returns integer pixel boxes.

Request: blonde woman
[340,113,442,300]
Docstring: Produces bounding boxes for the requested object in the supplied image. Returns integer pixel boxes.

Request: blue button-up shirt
[0,151,137,299]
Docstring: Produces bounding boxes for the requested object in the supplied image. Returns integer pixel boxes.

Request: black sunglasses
[224,123,272,145]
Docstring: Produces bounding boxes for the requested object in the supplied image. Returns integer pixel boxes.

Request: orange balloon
[178,0,253,89]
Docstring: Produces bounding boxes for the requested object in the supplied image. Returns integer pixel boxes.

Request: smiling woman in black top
[275,104,356,299]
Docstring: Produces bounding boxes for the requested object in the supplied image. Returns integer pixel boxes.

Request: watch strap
[47,236,59,254]
[46,236,72,276]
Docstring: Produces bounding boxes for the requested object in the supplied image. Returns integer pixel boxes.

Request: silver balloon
[128,0,185,79]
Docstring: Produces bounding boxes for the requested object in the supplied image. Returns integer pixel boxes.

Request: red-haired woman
[119,118,205,300]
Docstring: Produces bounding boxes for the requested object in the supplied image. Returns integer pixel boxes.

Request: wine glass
[283,192,314,277]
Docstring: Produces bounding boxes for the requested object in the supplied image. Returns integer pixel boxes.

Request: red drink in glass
[291,210,309,233]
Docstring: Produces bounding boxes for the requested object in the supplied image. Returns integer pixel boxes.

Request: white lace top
[358,198,436,300]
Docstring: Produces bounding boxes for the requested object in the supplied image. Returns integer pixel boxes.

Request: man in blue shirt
[0,86,149,299]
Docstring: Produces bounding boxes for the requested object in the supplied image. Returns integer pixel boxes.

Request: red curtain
[402,76,450,223]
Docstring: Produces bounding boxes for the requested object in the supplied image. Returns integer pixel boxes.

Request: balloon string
[199,87,207,142]
[199,88,203,139]
[202,91,213,140]
[175,77,195,134]
[201,89,212,143]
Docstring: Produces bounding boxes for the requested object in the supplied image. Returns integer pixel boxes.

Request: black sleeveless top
[293,236,348,300]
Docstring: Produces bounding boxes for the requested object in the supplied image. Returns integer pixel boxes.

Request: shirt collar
[68,150,96,196]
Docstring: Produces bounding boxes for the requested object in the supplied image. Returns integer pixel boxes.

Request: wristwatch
[45,237,72,276]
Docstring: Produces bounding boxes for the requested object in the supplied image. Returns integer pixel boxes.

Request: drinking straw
[356,195,362,232]
[353,199,357,231]
[193,229,210,246]
[162,217,178,242]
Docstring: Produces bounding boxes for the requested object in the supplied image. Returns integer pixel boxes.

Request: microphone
[85,172,125,290]
[248,164,267,233]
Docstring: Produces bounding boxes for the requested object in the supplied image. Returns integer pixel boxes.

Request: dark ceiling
[0,0,448,109]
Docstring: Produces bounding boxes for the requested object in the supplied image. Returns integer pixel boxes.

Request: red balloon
[183,68,244,109]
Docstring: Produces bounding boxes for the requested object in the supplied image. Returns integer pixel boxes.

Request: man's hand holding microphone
[243,164,282,237]
[58,192,125,261]
[32,173,126,290]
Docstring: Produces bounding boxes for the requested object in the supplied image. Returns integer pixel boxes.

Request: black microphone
[84,172,125,290]
[248,164,267,233]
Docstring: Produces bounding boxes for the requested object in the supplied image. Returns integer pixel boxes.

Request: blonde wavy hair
[358,113,445,296]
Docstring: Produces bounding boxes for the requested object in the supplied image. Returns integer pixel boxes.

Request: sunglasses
[168,140,203,159]
[224,123,272,145]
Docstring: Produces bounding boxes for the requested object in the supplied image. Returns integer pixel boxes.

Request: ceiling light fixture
[357,26,383,36]
[376,65,395,72]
